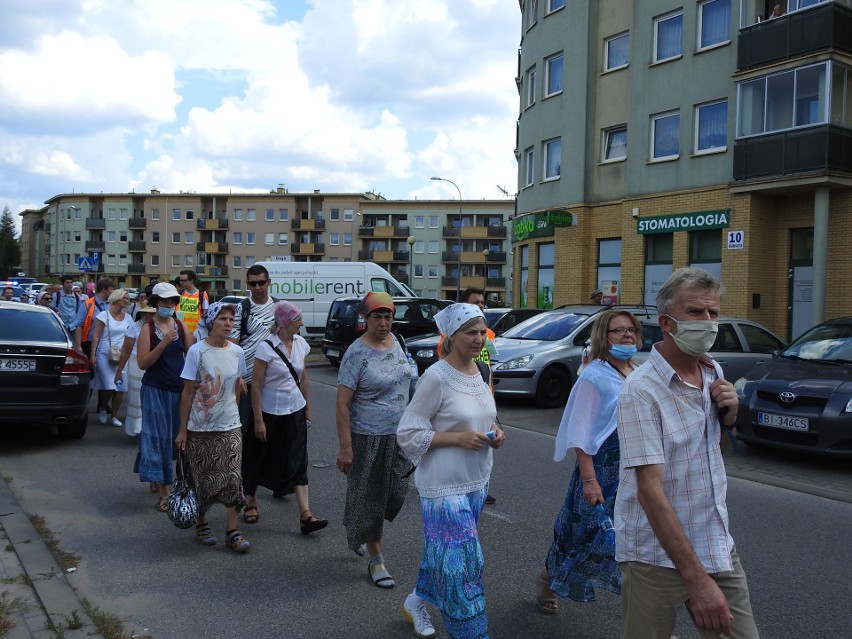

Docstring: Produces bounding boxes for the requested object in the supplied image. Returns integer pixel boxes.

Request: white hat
[434,303,485,337]
[151,282,180,300]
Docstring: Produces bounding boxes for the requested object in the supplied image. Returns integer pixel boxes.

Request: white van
[257,261,414,340]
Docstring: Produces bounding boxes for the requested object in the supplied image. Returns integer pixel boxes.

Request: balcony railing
[129,217,147,229]
[200,266,229,277]
[196,218,229,230]
[196,241,229,253]
[85,218,105,229]
[290,218,326,230]
[128,264,146,274]
[358,226,375,237]
[486,277,506,288]
[128,241,146,252]
[486,251,507,263]
[85,241,105,252]
[291,243,325,254]
[487,225,507,238]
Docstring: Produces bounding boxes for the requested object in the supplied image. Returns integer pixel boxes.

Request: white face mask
[665,315,718,357]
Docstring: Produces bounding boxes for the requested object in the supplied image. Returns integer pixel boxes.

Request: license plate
[326,349,340,358]
[0,358,36,371]
[757,411,809,431]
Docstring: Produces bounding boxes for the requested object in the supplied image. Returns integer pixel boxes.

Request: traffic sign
[78,257,94,271]
[92,252,100,263]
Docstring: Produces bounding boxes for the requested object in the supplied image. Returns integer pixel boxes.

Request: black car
[734,316,852,457]
[321,296,453,366]
[407,307,547,376]
[0,302,90,439]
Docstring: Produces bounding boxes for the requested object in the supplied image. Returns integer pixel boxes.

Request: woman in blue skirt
[536,309,641,614]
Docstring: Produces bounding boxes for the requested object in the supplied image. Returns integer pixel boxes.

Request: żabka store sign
[637,209,730,235]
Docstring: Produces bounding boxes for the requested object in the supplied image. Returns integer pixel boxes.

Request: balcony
[196,218,229,230]
[738,3,852,71]
[196,241,229,253]
[129,217,147,229]
[291,243,325,255]
[199,265,229,278]
[128,264,146,274]
[85,218,105,229]
[733,124,852,181]
[358,226,375,237]
[371,225,410,238]
[486,277,506,288]
[486,251,507,263]
[128,241,146,252]
[441,276,458,287]
[290,218,326,230]
[486,225,507,238]
[85,241,105,252]
[357,249,410,262]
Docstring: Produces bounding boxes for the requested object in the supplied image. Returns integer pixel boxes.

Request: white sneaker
[98,410,108,425]
[110,417,123,428]
[403,594,436,638]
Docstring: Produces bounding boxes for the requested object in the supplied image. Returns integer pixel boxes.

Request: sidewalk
[0,478,104,639]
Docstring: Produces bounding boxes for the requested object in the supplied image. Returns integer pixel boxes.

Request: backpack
[239,296,280,341]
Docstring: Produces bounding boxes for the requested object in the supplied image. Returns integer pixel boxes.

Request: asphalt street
[0,362,850,638]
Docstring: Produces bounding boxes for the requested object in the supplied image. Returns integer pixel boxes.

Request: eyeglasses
[608,327,638,336]
[247,280,268,287]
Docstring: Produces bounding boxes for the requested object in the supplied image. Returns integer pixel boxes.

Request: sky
[0,0,520,232]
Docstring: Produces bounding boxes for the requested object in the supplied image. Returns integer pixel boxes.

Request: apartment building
[20,189,513,304]
[514,0,852,340]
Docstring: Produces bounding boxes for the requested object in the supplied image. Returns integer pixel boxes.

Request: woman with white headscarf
[241,300,326,534]
[397,303,506,639]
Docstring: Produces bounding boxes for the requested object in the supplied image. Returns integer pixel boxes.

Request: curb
[0,478,105,639]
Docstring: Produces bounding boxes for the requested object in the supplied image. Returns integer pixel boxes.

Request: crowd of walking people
[22,265,759,639]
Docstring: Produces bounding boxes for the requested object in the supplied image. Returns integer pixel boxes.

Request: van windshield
[372,278,409,296]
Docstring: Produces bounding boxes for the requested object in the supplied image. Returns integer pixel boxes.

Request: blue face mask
[157,307,174,318]
[609,343,637,360]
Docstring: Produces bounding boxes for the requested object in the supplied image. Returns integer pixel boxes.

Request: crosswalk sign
[78,257,94,271]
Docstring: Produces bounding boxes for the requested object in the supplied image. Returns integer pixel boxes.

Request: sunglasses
[247,280,268,287]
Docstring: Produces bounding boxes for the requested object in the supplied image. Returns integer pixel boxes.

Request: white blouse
[253,333,309,416]
[397,360,496,499]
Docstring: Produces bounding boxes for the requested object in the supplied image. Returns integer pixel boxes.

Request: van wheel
[534,367,570,408]
[57,416,87,440]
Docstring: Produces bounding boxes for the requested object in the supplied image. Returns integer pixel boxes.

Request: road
[0,363,850,638]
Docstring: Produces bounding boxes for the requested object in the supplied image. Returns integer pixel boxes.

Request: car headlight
[844,397,852,414]
[415,348,435,359]
[496,355,533,370]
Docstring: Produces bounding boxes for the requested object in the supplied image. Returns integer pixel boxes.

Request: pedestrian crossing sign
[78,257,94,271]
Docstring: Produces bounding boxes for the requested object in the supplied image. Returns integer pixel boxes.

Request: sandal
[368,561,395,589]
[149,482,160,493]
[535,568,559,614]
[195,525,217,546]
[155,496,169,513]
[299,511,328,535]
[226,529,250,553]
[243,503,259,524]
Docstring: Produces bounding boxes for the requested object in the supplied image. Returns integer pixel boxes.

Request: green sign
[637,209,730,235]
[513,210,576,242]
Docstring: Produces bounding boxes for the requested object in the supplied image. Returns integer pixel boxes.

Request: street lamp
[407,235,416,295]
[430,176,462,300]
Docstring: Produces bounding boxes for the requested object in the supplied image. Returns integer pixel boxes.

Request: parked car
[406,307,547,375]
[321,296,453,366]
[734,316,852,457]
[0,302,90,439]
[21,282,50,294]
[491,305,657,408]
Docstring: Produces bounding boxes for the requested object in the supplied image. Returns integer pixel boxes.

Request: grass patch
[26,515,79,572]
[81,598,153,639]
[0,592,25,636]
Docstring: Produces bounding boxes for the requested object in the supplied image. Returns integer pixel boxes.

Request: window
[428,266,438,278]
[184,255,194,267]
[247,209,256,221]
[344,209,354,221]
[695,100,728,153]
[737,62,828,137]
[107,208,116,220]
[698,0,730,49]
[120,231,128,242]
[689,229,722,279]
[414,241,424,254]
[247,232,255,245]
[233,256,242,268]
[330,232,339,245]
[107,254,116,266]
[545,53,564,96]
[278,233,288,245]
[428,241,439,253]
[172,232,180,244]
[343,233,352,245]
[172,209,181,221]
[597,239,622,305]
[544,138,561,179]
[651,111,680,160]
[537,243,555,309]
[233,232,242,245]
[415,216,425,228]
[233,279,241,291]
[184,232,193,244]
[429,215,439,228]
[151,255,160,267]
[330,208,340,221]
[527,0,538,29]
[603,126,628,162]
[265,232,274,245]
[118,255,127,266]
[279,208,288,221]
[265,209,274,221]
[604,33,629,71]
[526,66,537,107]
[548,0,565,12]
[233,208,243,221]
[74,231,81,242]
[171,255,180,268]
[524,147,535,186]
[152,209,160,220]
[654,11,683,63]
[185,210,194,220]
[414,264,424,278]
[120,208,128,220]
[107,231,116,243]
[152,231,160,243]
[73,208,82,220]
[246,256,256,267]
[790,0,828,11]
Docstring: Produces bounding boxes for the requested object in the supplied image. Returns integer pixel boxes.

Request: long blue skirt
[544,430,621,602]
[416,485,489,639]
[135,384,181,485]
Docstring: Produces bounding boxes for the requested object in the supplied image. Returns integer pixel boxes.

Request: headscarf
[36,291,51,305]
[272,300,302,331]
[434,303,485,337]
[203,301,233,329]
[357,291,395,316]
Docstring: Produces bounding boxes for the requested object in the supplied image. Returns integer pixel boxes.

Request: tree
[0,205,22,279]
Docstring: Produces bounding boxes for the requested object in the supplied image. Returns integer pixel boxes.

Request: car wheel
[57,416,87,440]
[534,367,571,408]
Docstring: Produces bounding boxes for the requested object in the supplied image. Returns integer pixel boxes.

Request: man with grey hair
[615,268,759,639]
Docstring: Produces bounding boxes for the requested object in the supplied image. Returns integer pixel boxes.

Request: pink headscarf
[272,300,302,331]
